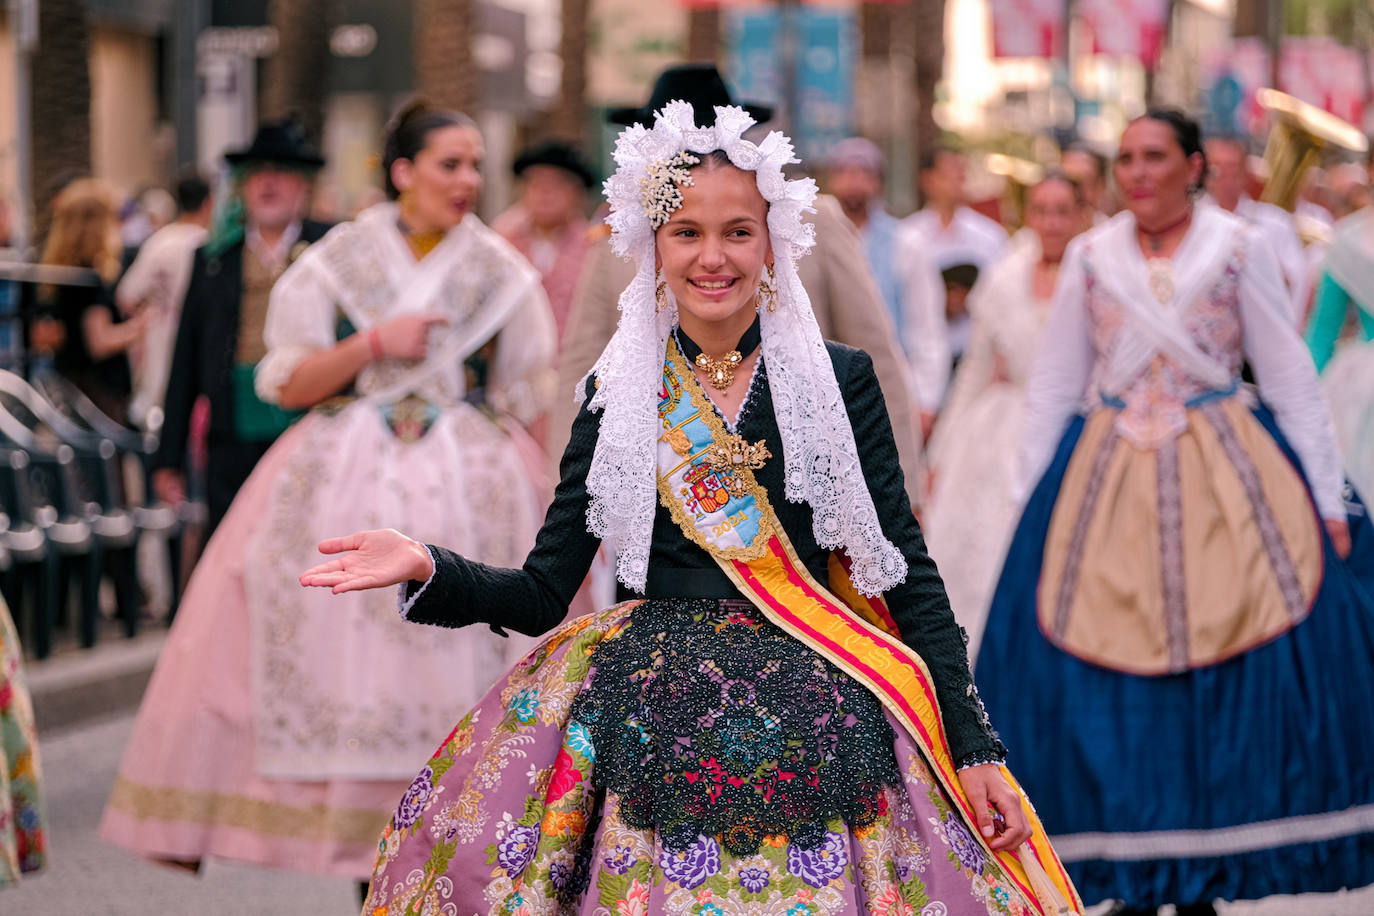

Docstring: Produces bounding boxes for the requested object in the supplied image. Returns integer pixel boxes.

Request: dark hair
[382,100,478,200]
[174,171,211,213]
[1136,108,1208,193]
[1031,169,1085,206]
[918,145,959,175]
[684,149,735,173]
[1063,143,1108,180]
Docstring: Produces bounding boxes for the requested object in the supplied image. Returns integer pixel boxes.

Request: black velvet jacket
[403,340,1007,769]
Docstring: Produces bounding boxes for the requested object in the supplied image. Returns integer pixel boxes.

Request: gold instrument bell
[1257,88,1368,219]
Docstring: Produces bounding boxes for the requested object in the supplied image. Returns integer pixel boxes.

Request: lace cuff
[956,750,1008,771]
[397,544,438,620]
[254,344,319,404]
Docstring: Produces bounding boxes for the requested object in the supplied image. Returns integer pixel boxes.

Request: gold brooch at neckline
[695,350,743,390]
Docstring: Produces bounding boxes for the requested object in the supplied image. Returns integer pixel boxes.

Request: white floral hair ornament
[581,101,908,597]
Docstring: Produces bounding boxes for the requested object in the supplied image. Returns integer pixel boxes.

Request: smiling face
[1113,118,1203,229]
[391,125,484,233]
[655,159,772,341]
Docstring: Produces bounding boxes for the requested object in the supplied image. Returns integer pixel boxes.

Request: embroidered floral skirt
[365,599,1025,915]
[1,597,46,887]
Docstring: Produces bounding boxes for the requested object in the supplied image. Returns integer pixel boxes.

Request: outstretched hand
[957,764,1033,852]
[299,528,434,594]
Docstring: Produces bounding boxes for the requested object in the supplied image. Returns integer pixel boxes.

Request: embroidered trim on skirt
[366,602,1029,915]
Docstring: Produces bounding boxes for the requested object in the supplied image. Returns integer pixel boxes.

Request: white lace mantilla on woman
[246,204,556,778]
[584,101,907,598]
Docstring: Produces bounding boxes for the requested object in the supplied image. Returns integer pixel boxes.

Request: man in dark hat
[492,140,596,342]
[554,64,927,509]
[152,119,331,539]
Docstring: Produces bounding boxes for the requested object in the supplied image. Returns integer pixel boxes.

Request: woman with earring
[977,109,1374,915]
[923,173,1087,657]
[303,102,1081,915]
[100,101,556,882]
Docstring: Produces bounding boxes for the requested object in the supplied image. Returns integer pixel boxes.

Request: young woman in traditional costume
[924,174,1087,656]
[304,102,1080,916]
[977,109,1374,915]
[100,103,556,879]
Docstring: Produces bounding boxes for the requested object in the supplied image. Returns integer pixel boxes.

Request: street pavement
[6,712,1374,914]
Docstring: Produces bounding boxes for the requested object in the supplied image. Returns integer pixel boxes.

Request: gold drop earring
[656,268,669,312]
[757,263,778,313]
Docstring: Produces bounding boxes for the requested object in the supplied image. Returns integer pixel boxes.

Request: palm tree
[911,0,946,201]
[30,0,92,243]
[686,8,720,62]
[263,0,336,143]
[553,0,590,141]
[415,0,478,114]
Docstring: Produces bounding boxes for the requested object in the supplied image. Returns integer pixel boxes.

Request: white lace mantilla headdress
[582,101,908,596]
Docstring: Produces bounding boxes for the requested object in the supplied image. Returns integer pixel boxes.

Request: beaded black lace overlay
[569,598,901,857]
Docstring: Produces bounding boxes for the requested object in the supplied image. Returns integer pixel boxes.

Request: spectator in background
[896,146,1007,411]
[1061,143,1115,218]
[491,140,595,344]
[827,136,946,439]
[36,178,146,424]
[116,171,213,430]
[151,119,329,536]
[1205,135,1307,323]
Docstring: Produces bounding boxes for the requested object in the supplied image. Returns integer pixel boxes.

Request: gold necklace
[695,350,743,390]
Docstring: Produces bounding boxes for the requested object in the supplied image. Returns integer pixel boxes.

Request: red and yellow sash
[656,342,1081,915]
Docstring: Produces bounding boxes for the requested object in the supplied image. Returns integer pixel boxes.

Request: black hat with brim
[513,140,596,189]
[607,63,774,127]
[224,118,325,169]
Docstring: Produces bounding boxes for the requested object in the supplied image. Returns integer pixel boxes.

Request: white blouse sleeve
[1238,227,1346,520]
[895,229,951,412]
[254,245,341,405]
[1014,238,1094,502]
[485,267,557,426]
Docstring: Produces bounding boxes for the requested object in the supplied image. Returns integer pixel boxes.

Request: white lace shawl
[581,101,907,596]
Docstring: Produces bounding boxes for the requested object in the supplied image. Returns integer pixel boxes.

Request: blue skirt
[976,408,1374,908]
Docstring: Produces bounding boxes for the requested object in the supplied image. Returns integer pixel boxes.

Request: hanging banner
[1078,0,1171,67]
[724,6,857,162]
[988,0,1066,59]
[1206,37,1368,137]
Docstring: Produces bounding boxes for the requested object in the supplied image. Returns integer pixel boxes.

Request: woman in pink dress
[100,102,556,882]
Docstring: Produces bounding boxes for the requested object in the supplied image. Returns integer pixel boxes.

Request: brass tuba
[1257,88,1367,215]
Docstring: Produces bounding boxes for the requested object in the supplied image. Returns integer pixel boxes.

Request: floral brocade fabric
[366,602,1030,915]
[568,599,899,857]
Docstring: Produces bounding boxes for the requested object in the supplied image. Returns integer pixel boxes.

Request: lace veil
[582,101,907,596]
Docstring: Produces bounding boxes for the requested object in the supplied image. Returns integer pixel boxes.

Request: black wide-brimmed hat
[224,118,325,169]
[607,63,774,127]
[513,140,596,189]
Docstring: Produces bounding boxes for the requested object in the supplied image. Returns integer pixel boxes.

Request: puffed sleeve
[1014,237,1094,502]
[841,347,1007,768]
[253,242,341,405]
[1239,229,1346,520]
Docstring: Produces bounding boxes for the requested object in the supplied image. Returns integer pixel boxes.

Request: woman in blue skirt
[977,109,1374,915]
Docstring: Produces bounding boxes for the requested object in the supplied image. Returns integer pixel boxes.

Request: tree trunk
[686,9,720,62]
[415,0,478,114]
[911,0,947,203]
[31,0,92,244]
[552,0,590,141]
[856,2,896,141]
[262,0,336,144]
